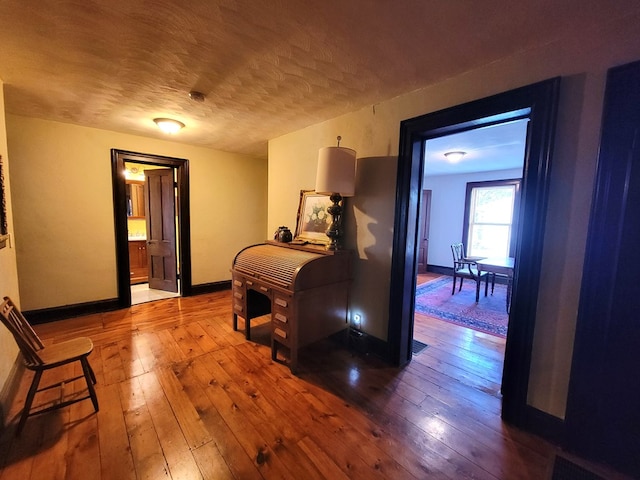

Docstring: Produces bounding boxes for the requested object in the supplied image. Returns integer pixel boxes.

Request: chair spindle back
[0,297,45,367]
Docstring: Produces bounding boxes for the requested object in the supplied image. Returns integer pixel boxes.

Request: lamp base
[325,193,343,250]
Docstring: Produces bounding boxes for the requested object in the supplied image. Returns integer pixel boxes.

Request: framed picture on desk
[294,190,333,246]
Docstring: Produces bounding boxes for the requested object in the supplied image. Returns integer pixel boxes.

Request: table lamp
[315,136,356,250]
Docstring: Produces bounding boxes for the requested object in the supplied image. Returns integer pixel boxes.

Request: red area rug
[415,276,509,337]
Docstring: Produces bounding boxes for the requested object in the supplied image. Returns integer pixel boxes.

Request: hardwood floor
[0,290,619,479]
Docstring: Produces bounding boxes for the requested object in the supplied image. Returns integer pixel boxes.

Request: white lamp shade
[315,146,357,197]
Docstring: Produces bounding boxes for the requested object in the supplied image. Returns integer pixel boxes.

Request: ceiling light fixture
[444,151,466,163]
[153,118,185,134]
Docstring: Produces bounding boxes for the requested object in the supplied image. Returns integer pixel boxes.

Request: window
[463,179,520,258]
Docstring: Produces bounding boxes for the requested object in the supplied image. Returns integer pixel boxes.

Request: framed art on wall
[0,155,8,249]
[294,190,334,245]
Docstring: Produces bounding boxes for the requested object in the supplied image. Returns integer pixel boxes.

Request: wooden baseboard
[189,280,231,296]
[23,281,233,324]
[24,298,121,324]
[348,328,389,361]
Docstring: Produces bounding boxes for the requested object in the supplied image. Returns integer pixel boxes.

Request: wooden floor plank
[137,372,204,480]
[63,361,100,480]
[119,376,171,479]
[96,383,137,480]
[191,441,235,480]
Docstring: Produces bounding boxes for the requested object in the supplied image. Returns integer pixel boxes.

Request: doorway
[388,78,560,430]
[415,123,525,340]
[124,163,180,305]
[111,149,192,308]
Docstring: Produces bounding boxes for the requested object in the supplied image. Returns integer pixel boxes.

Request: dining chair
[0,296,99,435]
[450,243,489,302]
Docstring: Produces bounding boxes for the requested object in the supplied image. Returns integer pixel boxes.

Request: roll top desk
[231,241,352,373]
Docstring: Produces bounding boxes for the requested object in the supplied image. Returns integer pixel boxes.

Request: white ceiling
[425,119,528,176]
[1,1,638,158]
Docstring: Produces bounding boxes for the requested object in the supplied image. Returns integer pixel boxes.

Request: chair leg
[87,360,97,385]
[452,274,456,295]
[485,275,489,297]
[17,369,43,435]
[81,357,99,413]
[458,277,464,291]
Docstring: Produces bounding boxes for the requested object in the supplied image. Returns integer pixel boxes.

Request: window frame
[462,178,521,258]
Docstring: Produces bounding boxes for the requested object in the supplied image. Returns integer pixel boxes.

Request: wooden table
[476,257,515,312]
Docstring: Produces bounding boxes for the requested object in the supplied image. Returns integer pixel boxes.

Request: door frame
[387,78,560,428]
[111,149,192,307]
[565,60,640,477]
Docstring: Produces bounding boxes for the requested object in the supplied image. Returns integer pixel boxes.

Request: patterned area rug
[415,276,509,337]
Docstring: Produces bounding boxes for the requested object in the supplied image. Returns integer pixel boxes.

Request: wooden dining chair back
[450,243,488,302]
[0,296,99,435]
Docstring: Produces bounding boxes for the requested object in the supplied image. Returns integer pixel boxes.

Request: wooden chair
[0,297,99,435]
[450,243,489,302]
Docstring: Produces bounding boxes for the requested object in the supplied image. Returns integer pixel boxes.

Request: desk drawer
[273,293,292,318]
[272,325,290,347]
[246,279,271,296]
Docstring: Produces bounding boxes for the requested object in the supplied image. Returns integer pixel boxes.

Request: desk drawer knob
[234,303,244,313]
[260,286,269,292]
[275,298,288,308]
[274,313,288,323]
[233,280,243,287]
[233,292,243,299]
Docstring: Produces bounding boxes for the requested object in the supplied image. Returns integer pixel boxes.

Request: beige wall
[268,15,640,418]
[6,115,267,310]
[0,81,21,421]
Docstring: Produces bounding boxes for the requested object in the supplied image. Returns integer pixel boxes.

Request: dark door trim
[111,149,192,307]
[565,60,640,477]
[387,78,560,427]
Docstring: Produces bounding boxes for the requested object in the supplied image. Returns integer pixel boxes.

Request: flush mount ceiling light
[444,151,466,163]
[153,118,185,134]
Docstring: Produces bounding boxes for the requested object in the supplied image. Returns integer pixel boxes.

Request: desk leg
[233,313,251,340]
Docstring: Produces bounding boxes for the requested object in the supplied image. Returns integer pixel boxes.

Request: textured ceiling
[0,1,638,158]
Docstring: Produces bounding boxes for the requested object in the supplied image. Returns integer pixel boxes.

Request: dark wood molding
[564,59,640,478]
[25,298,122,324]
[388,78,561,431]
[522,405,566,445]
[190,280,231,296]
[348,328,390,361]
[23,281,229,325]
[111,149,192,306]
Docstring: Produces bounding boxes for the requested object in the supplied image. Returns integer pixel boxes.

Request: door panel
[145,168,178,292]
